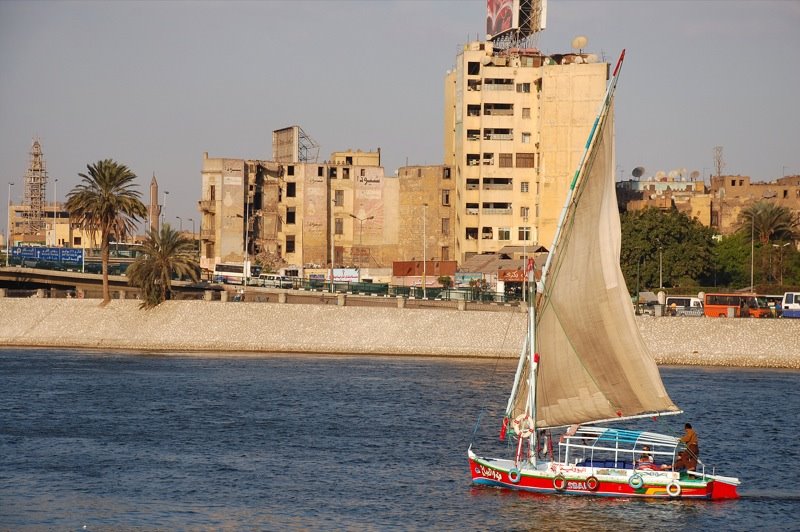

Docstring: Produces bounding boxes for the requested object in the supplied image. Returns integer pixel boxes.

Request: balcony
[200,229,215,240]
[198,200,216,212]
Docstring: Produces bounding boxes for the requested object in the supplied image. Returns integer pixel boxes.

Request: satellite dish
[571,35,588,52]
[632,166,645,179]
[690,170,700,180]
[585,54,598,63]
[481,56,492,66]
[656,170,666,180]
[668,170,678,179]
[680,167,687,176]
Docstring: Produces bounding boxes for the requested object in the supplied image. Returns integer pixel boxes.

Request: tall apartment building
[396,165,456,262]
[444,41,608,262]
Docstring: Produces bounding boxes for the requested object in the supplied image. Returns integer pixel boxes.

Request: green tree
[620,207,715,292]
[127,224,199,309]
[65,159,147,305]
[437,275,453,289]
[711,233,750,288]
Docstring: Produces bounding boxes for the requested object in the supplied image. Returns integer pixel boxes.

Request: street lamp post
[422,203,428,299]
[750,216,754,290]
[330,198,336,293]
[188,218,196,256]
[522,214,528,304]
[52,178,58,247]
[176,216,183,232]
[6,182,13,267]
[348,213,374,269]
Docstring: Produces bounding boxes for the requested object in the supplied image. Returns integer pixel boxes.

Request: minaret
[150,174,160,233]
[23,138,48,233]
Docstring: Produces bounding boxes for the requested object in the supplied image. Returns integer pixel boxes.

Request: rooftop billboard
[487,0,547,41]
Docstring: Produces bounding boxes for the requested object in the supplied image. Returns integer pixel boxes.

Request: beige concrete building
[617,174,712,226]
[710,174,800,235]
[444,41,608,262]
[396,165,456,262]
[199,143,402,276]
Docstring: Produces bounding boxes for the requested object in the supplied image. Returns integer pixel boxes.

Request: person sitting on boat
[636,446,656,470]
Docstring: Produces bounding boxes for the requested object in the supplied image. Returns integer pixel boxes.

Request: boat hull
[469,452,739,500]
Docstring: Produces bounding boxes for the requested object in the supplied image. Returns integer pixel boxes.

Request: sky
[2,0,799,232]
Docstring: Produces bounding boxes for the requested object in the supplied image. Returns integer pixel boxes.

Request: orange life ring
[586,476,599,491]
[553,474,567,491]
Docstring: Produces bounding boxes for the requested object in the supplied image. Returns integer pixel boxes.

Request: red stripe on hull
[469,457,738,500]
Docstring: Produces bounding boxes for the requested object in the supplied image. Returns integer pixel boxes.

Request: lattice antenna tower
[23,138,48,233]
[297,127,320,163]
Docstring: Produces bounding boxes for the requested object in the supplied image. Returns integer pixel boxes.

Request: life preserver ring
[628,473,644,490]
[553,474,567,491]
[511,414,534,438]
[666,480,682,497]
[508,468,521,484]
[586,476,599,491]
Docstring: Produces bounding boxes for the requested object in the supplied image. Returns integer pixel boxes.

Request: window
[499,153,513,168]
[334,190,344,207]
[417,169,422,178]
[346,156,353,165]
[516,153,536,168]
[467,104,481,116]
[360,168,365,177]
[318,166,324,177]
[468,61,480,75]
[521,206,530,219]
[441,190,450,206]
[730,179,736,187]
[441,246,450,261]
[521,181,529,193]
[467,129,480,141]
[522,107,531,118]
[73,236,82,246]
[521,132,531,144]
[286,235,296,253]
[441,218,450,235]
[286,207,296,224]
[519,226,531,241]
[329,167,337,179]
[210,185,216,201]
[343,168,350,179]
[443,167,451,179]
[286,182,296,197]
[498,227,511,241]
[287,165,295,176]
[516,82,531,93]
[335,217,343,235]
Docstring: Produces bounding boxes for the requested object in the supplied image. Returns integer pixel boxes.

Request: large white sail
[510,63,680,429]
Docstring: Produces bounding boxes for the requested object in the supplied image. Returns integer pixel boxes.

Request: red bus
[703,293,771,318]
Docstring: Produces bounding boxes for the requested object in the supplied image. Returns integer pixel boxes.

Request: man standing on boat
[679,423,699,470]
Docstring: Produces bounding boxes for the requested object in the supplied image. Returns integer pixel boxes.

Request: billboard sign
[487,0,547,40]
[487,0,515,38]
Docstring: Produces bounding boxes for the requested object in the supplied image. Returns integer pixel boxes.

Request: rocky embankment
[0,299,797,368]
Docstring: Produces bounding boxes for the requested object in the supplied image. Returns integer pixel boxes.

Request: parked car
[665,296,703,317]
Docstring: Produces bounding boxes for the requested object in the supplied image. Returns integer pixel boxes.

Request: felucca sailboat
[468,51,740,499]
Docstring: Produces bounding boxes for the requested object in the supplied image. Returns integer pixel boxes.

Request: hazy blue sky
[2,0,798,229]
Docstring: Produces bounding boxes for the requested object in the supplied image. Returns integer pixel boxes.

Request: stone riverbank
[0,299,797,369]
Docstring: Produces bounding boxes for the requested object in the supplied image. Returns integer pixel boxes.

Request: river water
[1,349,798,531]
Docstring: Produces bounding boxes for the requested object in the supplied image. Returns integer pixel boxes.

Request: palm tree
[127,223,199,309]
[737,201,798,285]
[66,159,147,305]
[737,201,797,245]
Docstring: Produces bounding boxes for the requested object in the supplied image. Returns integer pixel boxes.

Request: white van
[665,296,703,317]
[258,274,293,288]
[781,292,800,319]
